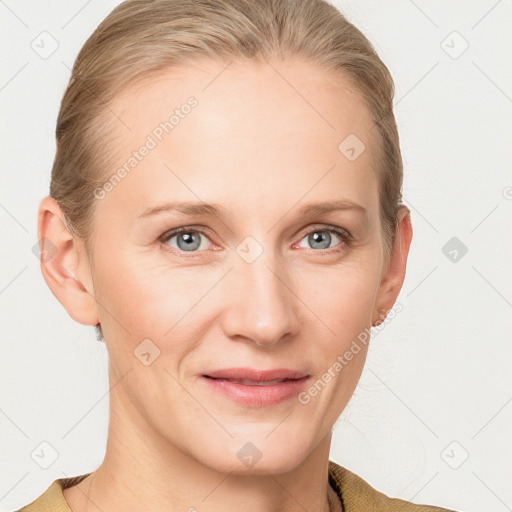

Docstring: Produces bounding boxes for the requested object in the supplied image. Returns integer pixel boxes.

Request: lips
[203,367,309,383]
[201,367,311,406]
[214,378,287,386]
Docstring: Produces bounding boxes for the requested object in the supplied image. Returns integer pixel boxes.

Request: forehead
[96,58,379,221]
[108,57,375,154]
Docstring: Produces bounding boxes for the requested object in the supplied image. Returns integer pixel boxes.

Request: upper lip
[202,367,309,382]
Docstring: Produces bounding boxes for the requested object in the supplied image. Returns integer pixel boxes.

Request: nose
[221,252,300,347]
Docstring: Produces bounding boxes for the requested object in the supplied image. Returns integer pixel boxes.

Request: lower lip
[201,376,310,406]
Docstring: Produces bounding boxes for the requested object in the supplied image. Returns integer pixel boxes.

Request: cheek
[295,270,376,422]
[299,258,381,341]
[94,249,190,328]
[92,252,221,365]
[295,258,380,397]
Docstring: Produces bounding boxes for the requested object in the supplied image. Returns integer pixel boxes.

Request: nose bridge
[224,240,298,345]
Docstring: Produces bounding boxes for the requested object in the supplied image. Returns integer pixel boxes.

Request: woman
[18,0,459,510]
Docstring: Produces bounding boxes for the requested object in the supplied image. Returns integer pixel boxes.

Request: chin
[190,430,314,476]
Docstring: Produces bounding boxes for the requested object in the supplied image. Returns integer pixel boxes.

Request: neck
[63,369,339,512]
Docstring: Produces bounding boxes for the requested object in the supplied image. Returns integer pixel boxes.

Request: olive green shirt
[17,460,457,511]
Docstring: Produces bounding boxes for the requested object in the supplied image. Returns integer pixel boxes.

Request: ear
[371,205,413,326]
[37,195,99,326]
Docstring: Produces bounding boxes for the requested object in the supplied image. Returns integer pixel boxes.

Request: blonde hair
[50,0,404,340]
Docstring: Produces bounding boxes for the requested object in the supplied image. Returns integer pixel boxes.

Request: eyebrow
[138,201,227,218]
[138,199,367,219]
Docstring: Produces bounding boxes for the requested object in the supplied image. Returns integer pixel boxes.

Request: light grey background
[1,1,511,511]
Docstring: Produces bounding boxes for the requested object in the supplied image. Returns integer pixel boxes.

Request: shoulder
[328,460,459,512]
[15,474,90,512]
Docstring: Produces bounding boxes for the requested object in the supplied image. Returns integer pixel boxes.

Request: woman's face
[65,58,407,474]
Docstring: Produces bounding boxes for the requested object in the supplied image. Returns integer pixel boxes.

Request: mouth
[204,377,293,386]
[200,368,311,406]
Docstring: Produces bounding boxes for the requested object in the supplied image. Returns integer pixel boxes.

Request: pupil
[178,232,200,251]
[310,231,330,249]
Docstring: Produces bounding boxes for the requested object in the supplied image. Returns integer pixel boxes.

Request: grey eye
[298,230,342,250]
[167,231,208,252]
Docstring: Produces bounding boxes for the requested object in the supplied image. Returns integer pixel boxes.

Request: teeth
[226,378,286,386]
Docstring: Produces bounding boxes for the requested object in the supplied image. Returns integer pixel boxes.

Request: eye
[159,227,213,253]
[158,224,352,256]
[296,225,352,253]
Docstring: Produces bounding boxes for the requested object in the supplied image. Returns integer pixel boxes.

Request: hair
[49,0,404,342]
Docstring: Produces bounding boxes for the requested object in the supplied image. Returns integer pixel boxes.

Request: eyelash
[158,224,353,257]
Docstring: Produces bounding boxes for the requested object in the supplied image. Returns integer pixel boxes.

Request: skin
[39,57,412,512]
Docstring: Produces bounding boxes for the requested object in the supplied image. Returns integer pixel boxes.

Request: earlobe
[37,196,99,326]
[371,206,413,326]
